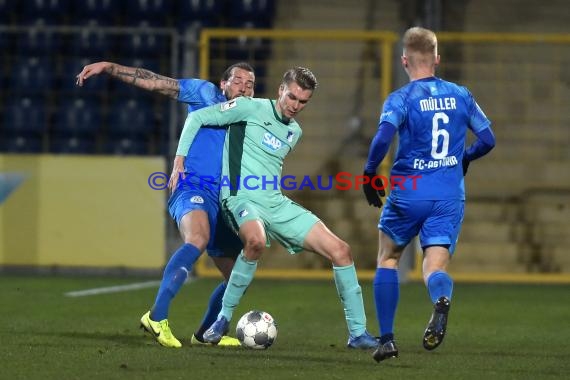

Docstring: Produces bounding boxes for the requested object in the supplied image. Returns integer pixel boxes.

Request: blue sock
[194,281,226,340]
[426,271,453,303]
[220,252,257,321]
[333,263,367,337]
[373,268,399,342]
[150,243,201,321]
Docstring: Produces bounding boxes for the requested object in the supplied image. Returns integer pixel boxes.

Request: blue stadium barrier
[10,57,54,92]
[0,134,43,153]
[103,138,149,155]
[107,97,155,137]
[52,97,102,137]
[49,136,97,154]
[3,96,48,135]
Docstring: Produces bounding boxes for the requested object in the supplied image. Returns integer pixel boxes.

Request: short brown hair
[282,67,318,91]
[221,62,255,82]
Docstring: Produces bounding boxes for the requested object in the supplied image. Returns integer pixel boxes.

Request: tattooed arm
[75,61,180,99]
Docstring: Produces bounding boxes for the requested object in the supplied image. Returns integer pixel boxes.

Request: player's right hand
[75,61,109,86]
[362,171,386,208]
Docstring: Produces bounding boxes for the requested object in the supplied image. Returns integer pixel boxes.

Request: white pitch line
[64,280,161,297]
[64,276,200,297]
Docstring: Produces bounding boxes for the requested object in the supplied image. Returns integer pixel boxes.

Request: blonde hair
[402,27,438,67]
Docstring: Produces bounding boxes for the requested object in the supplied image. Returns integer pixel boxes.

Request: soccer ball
[236,310,278,349]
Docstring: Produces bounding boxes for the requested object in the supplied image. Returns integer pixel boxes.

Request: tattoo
[113,66,179,98]
[115,68,155,84]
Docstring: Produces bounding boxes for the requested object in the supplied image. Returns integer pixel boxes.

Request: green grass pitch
[1,275,568,379]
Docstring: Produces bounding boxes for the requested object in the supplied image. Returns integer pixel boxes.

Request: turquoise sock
[219,252,257,321]
[333,263,367,337]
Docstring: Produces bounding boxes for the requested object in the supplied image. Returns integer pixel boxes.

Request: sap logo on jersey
[190,196,204,204]
[262,132,282,151]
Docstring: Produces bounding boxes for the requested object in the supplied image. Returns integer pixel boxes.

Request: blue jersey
[177,79,228,185]
[380,77,491,200]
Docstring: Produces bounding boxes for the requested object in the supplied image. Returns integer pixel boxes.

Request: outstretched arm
[176,97,254,156]
[75,61,180,99]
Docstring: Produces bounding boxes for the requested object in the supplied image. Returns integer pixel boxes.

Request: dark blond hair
[403,27,438,56]
[282,67,318,91]
[402,27,438,68]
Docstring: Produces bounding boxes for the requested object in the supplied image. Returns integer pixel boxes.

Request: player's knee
[182,233,208,252]
[243,237,265,257]
[338,239,351,256]
[330,240,353,266]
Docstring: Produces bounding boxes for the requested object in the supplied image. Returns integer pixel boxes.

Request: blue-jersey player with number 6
[361,27,496,362]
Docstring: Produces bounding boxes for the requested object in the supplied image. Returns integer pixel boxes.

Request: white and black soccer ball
[236,310,277,349]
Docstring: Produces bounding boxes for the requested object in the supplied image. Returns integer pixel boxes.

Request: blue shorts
[168,185,243,258]
[379,197,464,254]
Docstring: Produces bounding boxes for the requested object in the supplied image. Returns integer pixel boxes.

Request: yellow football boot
[140,311,182,348]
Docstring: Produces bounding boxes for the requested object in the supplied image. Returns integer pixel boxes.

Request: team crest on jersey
[220,99,237,111]
[190,196,204,204]
[261,132,283,151]
[238,209,248,218]
[286,130,294,142]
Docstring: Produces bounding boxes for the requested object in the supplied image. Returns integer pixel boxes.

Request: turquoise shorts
[221,194,320,253]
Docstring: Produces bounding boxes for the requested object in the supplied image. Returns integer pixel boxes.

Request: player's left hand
[168,155,186,193]
[362,171,386,208]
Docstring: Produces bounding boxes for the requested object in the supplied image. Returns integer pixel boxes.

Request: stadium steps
[464,0,569,33]
[460,221,513,243]
[273,0,398,31]
[548,246,570,272]
[463,199,518,223]
[466,161,569,198]
[450,242,527,273]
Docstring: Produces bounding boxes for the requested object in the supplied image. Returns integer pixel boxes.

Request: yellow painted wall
[0,155,166,269]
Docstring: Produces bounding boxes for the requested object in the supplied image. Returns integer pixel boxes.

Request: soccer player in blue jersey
[362,27,496,362]
[76,61,256,347]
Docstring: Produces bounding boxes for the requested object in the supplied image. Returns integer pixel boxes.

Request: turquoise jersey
[177,97,302,204]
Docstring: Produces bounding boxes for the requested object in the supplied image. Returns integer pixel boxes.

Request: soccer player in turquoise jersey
[76,61,255,347]
[362,27,496,362]
[172,67,379,349]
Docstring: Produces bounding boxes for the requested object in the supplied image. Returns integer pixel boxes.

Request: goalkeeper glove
[362,171,386,208]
